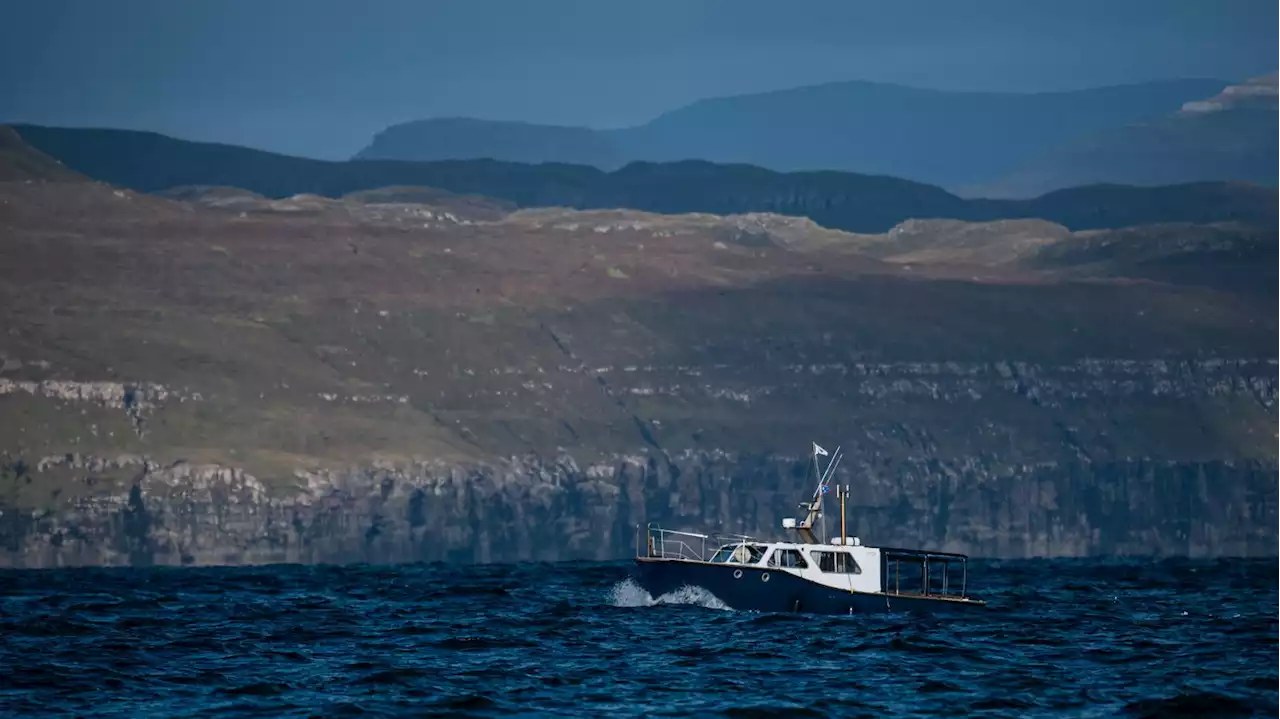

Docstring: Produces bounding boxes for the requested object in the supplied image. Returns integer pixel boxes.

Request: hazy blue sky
[3,0,1276,159]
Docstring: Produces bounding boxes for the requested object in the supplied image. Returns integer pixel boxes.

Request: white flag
[813,442,829,457]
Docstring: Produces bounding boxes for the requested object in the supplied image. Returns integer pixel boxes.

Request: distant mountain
[359,117,626,169]
[11,124,1277,234]
[970,74,1279,197]
[354,78,1229,189]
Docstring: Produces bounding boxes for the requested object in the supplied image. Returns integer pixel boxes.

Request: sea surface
[0,557,1276,718]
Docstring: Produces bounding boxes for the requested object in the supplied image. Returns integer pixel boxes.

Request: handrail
[883,549,971,599]
[642,524,776,562]
[879,546,971,561]
[645,523,711,541]
[643,524,713,561]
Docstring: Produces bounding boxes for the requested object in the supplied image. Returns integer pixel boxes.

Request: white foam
[606,578,732,611]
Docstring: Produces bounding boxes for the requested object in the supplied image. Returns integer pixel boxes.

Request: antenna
[795,441,845,544]
[819,447,843,545]
[809,443,843,502]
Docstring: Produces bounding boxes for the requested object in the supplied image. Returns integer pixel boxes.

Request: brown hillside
[0,173,1274,566]
[0,126,87,183]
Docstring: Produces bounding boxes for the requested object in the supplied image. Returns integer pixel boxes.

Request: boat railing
[639,524,711,561]
[880,546,973,600]
[637,524,765,562]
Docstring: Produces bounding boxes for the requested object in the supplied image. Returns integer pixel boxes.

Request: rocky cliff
[2,355,1274,568]
[3,449,1275,569]
[0,160,1275,568]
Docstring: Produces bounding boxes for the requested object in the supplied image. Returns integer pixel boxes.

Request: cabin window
[767,548,809,569]
[811,550,860,574]
[710,544,765,564]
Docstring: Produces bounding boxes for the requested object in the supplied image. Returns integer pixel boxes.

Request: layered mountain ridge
[10,124,1278,235]
[354,79,1227,178]
[968,74,1280,197]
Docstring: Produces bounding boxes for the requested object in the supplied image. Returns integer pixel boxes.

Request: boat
[631,441,986,614]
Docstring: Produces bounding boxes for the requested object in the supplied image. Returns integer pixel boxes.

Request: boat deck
[630,440,988,613]
[638,524,986,606]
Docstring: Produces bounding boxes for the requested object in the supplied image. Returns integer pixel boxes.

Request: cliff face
[2,356,1274,568]
[0,171,1275,568]
[2,450,1274,569]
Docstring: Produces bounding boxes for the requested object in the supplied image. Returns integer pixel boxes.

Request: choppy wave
[0,557,1276,717]
[606,577,732,611]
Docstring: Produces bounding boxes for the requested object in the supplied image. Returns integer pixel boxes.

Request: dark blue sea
[1,558,1276,718]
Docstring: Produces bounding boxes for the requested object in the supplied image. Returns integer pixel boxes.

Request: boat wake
[606,578,732,611]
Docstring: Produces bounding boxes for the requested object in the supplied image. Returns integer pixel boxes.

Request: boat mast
[839,484,847,545]
[794,441,841,544]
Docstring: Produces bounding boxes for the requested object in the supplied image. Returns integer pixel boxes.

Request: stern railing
[880,547,974,600]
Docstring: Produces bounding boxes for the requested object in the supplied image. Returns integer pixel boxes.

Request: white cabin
[706,539,883,594]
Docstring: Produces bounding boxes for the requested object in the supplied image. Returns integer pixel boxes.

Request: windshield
[709,543,765,564]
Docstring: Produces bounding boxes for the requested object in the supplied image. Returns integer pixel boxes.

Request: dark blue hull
[632,558,985,615]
